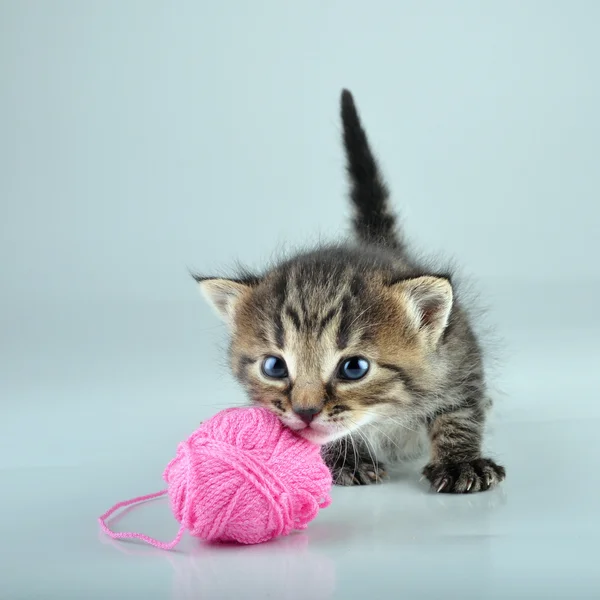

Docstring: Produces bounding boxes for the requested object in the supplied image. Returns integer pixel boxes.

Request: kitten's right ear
[194,277,253,327]
[390,275,453,348]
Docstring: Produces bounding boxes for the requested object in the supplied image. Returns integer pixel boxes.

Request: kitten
[195,90,505,493]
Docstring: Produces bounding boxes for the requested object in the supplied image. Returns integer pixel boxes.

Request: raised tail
[340,89,401,248]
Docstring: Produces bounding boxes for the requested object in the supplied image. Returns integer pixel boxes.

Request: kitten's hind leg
[321,434,387,486]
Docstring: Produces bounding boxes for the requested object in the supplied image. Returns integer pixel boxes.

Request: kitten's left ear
[392,276,453,347]
[195,278,253,327]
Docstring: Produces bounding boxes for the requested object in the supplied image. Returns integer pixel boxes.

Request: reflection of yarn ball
[164,406,332,545]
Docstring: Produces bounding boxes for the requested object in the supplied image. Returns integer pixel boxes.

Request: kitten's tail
[340,89,401,248]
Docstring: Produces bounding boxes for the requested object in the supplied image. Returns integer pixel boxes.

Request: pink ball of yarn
[163,407,332,544]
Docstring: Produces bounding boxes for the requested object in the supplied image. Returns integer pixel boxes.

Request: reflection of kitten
[196,90,505,493]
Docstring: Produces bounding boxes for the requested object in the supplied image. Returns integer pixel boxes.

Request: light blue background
[1,2,599,598]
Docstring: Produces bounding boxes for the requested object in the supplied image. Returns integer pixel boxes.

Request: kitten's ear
[196,278,252,327]
[391,276,453,346]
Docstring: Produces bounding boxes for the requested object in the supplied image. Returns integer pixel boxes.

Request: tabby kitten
[195,90,505,493]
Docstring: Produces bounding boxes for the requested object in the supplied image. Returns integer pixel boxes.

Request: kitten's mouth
[293,422,337,445]
[275,410,341,445]
[297,428,329,444]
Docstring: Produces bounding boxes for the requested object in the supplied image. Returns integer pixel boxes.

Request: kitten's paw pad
[422,458,505,493]
[334,463,388,486]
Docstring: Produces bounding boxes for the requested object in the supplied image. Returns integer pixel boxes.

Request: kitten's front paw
[333,462,388,486]
[422,458,505,493]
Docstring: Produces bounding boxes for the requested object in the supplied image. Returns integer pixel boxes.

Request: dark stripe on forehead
[349,274,363,297]
[299,294,309,321]
[272,273,288,348]
[299,296,317,330]
[273,319,285,349]
[291,270,311,329]
[318,307,338,338]
[256,326,270,345]
[285,306,302,331]
[336,295,353,350]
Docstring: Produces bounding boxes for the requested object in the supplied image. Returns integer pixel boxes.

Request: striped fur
[195,90,505,493]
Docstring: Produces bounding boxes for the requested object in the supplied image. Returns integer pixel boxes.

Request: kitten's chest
[362,420,429,464]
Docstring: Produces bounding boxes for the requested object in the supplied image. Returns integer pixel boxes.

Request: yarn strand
[98,490,186,550]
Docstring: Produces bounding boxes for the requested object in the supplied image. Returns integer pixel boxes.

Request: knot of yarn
[162,406,332,545]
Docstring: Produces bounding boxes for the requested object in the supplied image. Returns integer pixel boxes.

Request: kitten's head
[197,247,453,445]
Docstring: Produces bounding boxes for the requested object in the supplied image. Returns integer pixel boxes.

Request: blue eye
[338,357,369,380]
[262,356,288,379]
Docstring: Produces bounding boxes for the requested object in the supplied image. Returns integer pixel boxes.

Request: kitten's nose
[293,407,321,425]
